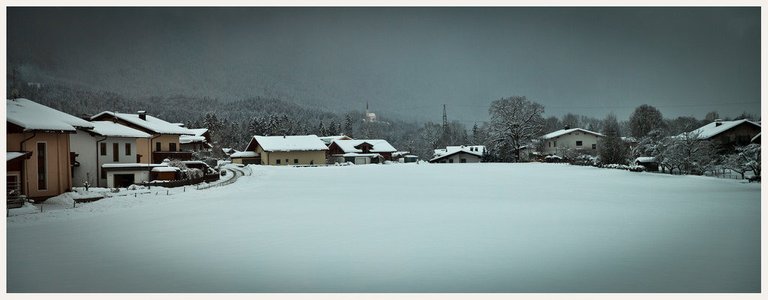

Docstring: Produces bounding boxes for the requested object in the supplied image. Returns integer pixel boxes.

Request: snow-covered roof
[222,148,236,154]
[341,153,382,157]
[151,166,180,172]
[635,157,657,163]
[87,121,152,138]
[179,135,206,144]
[6,98,94,132]
[689,119,761,140]
[91,111,194,135]
[319,135,351,145]
[331,139,397,153]
[542,128,604,140]
[434,145,485,158]
[249,135,328,152]
[101,163,165,168]
[230,151,259,158]
[7,152,30,161]
[429,148,482,162]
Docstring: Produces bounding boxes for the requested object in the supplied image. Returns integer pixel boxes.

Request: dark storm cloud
[7,7,761,123]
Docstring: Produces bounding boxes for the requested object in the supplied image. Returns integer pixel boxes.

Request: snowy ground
[6,163,760,292]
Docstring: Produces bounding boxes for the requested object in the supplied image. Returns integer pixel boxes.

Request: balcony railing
[152,151,193,164]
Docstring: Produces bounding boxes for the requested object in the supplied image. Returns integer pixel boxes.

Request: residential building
[243,135,328,165]
[319,135,352,146]
[6,98,94,200]
[180,128,212,153]
[541,127,604,156]
[70,121,152,188]
[91,111,194,163]
[327,139,397,164]
[687,119,761,149]
[430,145,485,163]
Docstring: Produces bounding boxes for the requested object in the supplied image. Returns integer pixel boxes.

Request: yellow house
[6,98,95,200]
[244,135,328,166]
[91,111,194,163]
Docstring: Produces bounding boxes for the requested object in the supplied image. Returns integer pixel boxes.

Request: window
[275,159,281,165]
[37,142,47,190]
[100,143,107,156]
[460,158,467,163]
[294,159,299,164]
[113,143,119,162]
[125,143,131,156]
[169,143,177,152]
[101,169,106,179]
[156,142,162,152]
[576,141,583,146]
[449,159,454,163]
[553,141,557,147]
[592,144,597,150]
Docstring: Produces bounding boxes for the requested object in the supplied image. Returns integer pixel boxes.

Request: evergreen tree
[599,113,628,165]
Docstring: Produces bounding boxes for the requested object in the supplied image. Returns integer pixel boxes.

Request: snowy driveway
[6,163,761,292]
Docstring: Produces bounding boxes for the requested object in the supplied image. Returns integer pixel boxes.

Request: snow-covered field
[6,163,760,292]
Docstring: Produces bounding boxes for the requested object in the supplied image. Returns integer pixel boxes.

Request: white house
[541,127,604,156]
[70,121,152,188]
[430,145,485,163]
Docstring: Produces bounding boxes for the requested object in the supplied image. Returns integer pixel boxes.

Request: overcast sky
[7,7,761,124]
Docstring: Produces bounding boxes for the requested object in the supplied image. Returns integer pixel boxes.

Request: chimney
[714,119,722,127]
[138,110,147,121]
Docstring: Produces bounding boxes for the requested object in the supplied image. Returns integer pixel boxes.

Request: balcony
[152,151,193,164]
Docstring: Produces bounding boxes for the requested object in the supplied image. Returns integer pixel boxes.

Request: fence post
[167,190,169,195]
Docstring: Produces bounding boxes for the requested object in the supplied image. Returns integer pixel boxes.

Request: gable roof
[689,119,760,140]
[91,111,193,135]
[179,128,209,144]
[542,128,604,140]
[247,135,328,152]
[330,139,397,153]
[429,148,482,162]
[6,98,94,132]
[434,145,485,158]
[319,135,352,145]
[87,121,152,138]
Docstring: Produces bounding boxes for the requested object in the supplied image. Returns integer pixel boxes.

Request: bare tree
[488,96,545,162]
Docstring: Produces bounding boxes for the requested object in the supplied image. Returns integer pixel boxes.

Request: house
[327,139,397,164]
[91,111,195,163]
[319,135,352,146]
[230,151,260,165]
[70,121,152,188]
[243,135,329,165]
[180,128,212,153]
[541,127,604,156]
[392,151,418,163]
[6,98,95,200]
[430,145,485,163]
[687,119,761,148]
[221,147,237,158]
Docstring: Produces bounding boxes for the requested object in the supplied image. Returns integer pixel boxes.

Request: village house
[430,145,485,163]
[6,98,95,200]
[319,135,352,146]
[541,127,604,157]
[230,151,260,165]
[687,119,761,149]
[179,128,212,154]
[243,135,329,166]
[70,121,152,188]
[327,139,397,164]
[91,111,195,164]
